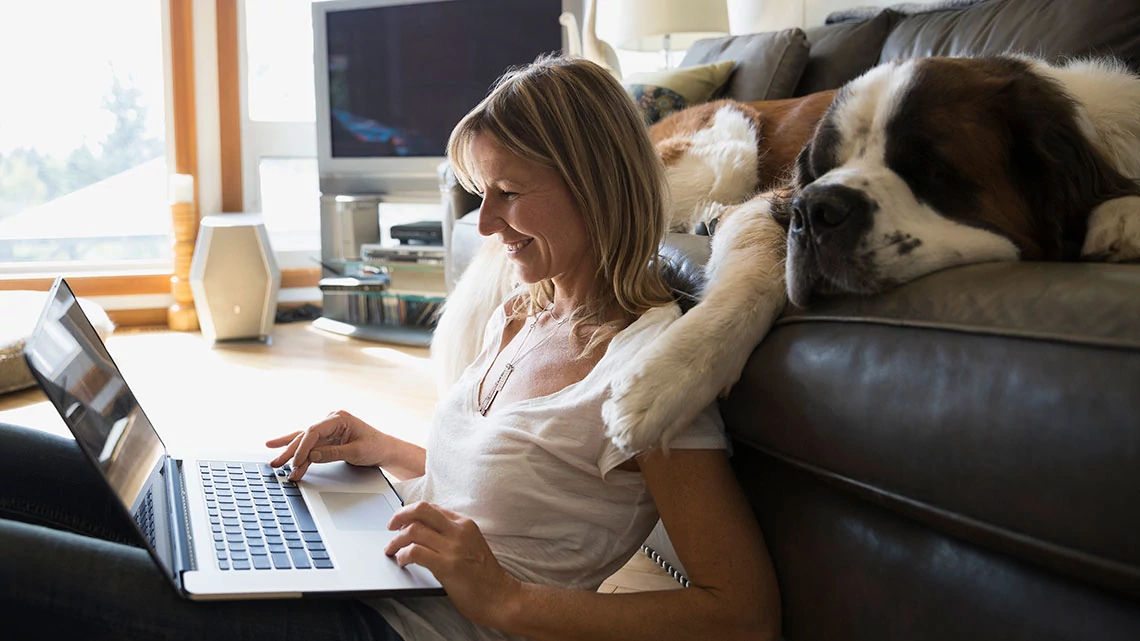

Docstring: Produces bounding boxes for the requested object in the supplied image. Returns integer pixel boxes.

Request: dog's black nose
[794,184,873,238]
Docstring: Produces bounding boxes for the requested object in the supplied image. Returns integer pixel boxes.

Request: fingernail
[310,450,323,462]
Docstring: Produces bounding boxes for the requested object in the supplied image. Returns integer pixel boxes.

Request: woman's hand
[384,501,521,628]
[266,409,388,481]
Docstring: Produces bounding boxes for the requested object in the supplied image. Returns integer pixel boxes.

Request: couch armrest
[438,161,483,291]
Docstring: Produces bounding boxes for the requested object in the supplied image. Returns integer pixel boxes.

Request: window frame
[236,0,320,271]
[0,0,187,295]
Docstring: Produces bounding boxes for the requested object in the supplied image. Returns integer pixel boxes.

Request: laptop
[23,277,443,600]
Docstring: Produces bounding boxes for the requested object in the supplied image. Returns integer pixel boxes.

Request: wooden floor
[0,321,680,594]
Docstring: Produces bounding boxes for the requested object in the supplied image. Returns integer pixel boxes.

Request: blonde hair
[447,55,674,350]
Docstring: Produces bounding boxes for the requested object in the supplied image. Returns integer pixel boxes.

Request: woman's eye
[501,191,519,200]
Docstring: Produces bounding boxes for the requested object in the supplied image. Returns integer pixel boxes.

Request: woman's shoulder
[608,302,682,354]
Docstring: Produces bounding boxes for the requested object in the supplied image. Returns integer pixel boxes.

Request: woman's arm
[386,448,780,641]
[266,409,427,481]
[374,431,427,481]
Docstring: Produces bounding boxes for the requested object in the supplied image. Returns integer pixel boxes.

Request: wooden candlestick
[169,200,200,330]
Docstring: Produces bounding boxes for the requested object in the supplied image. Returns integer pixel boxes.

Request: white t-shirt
[365,300,727,641]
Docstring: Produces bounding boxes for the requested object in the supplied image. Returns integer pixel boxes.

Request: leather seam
[736,439,1140,584]
[773,314,1140,351]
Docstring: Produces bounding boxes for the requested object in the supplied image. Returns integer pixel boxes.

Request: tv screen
[323,0,563,160]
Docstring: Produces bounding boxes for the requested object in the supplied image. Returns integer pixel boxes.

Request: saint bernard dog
[601,55,1140,453]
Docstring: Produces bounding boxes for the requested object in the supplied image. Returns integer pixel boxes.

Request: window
[0,1,170,273]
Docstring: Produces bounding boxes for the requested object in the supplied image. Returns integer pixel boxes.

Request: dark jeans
[0,423,403,641]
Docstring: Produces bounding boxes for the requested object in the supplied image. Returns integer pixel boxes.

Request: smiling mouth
[504,238,533,253]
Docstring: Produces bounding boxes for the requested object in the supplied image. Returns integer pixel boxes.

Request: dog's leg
[602,196,788,454]
[430,239,515,395]
[1082,195,1140,262]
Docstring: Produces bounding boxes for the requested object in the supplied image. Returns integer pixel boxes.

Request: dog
[601,55,1140,453]
[431,91,834,394]
[651,92,836,233]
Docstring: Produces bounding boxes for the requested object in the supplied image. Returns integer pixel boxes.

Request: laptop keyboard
[198,461,334,571]
[134,488,157,548]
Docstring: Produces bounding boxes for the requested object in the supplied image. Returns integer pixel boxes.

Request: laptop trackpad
[320,492,396,531]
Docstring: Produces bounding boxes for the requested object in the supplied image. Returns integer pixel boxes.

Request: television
[312,0,567,198]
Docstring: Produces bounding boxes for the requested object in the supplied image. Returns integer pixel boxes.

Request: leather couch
[441,0,1140,637]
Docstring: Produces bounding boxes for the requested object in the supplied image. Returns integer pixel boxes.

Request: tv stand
[314,250,446,348]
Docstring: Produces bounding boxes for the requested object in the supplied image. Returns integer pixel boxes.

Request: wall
[727,0,939,32]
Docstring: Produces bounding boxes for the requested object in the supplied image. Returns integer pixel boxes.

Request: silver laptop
[23,277,443,600]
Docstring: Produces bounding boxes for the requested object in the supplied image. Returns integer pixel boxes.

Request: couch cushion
[793,9,897,96]
[878,0,1140,71]
[680,28,811,102]
[0,290,115,395]
[723,262,1140,599]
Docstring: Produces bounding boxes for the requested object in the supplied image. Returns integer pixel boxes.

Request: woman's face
[472,133,596,294]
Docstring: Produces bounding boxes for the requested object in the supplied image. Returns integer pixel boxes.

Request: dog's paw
[1083,196,1140,262]
[602,355,709,454]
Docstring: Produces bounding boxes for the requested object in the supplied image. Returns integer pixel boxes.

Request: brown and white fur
[602,55,1140,453]
[431,92,833,394]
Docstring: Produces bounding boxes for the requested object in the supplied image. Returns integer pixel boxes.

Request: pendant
[479,363,514,416]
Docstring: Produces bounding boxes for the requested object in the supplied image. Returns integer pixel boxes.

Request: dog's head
[777,56,1139,307]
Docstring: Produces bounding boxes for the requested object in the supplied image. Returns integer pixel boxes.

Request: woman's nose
[476,199,505,237]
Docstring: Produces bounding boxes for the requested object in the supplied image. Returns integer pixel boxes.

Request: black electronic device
[390,220,443,245]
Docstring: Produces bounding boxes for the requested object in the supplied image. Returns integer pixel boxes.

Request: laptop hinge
[165,458,196,576]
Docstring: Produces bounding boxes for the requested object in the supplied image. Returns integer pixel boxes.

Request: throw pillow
[680,28,811,103]
[794,10,897,96]
[623,60,737,125]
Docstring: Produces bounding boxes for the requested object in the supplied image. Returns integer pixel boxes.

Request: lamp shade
[601,0,730,52]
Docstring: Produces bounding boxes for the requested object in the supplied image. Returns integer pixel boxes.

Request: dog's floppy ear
[1003,73,1140,260]
[767,142,813,231]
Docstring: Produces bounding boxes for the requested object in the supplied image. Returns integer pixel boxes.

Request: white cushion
[0,290,115,395]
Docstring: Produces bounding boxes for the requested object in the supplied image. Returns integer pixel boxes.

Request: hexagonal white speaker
[189,213,281,344]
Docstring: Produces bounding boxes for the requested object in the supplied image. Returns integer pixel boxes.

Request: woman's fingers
[288,417,344,479]
[266,411,370,478]
[265,431,302,448]
[267,432,304,468]
[383,519,448,557]
[392,542,443,570]
[387,501,457,534]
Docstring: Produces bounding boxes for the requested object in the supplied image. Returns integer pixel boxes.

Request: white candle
[169,173,195,204]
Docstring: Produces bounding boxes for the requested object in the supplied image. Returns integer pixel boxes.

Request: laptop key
[233,559,251,570]
[309,550,330,560]
[252,556,271,570]
[313,559,334,569]
[289,548,311,569]
[271,552,291,569]
[283,495,318,532]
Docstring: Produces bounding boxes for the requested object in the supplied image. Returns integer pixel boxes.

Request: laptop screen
[24,279,167,509]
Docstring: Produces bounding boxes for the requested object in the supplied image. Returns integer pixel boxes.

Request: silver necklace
[478,306,569,416]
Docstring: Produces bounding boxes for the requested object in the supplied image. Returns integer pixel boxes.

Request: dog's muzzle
[786,183,877,306]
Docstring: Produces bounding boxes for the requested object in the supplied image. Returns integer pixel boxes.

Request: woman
[0,56,779,641]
